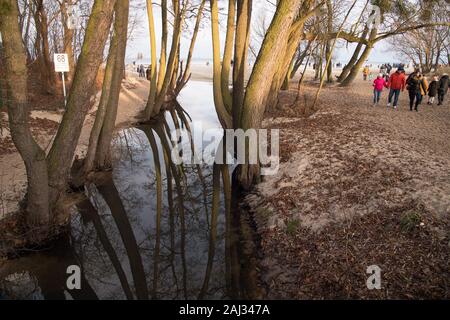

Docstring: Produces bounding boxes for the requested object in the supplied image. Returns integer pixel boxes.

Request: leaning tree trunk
[34,0,56,95]
[241,0,304,130]
[174,0,206,95]
[153,0,185,116]
[46,0,116,207]
[291,40,313,78]
[156,0,168,96]
[266,0,320,109]
[232,0,252,129]
[95,0,130,169]
[265,10,312,110]
[340,28,378,87]
[0,0,50,230]
[221,0,236,112]
[144,0,159,118]
[84,18,119,173]
[239,0,303,188]
[210,0,233,129]
[60,0,75,86]
[325,0,333,83]
[337,26,369,82]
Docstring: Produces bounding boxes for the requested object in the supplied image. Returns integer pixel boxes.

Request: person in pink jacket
[373,73,387,106]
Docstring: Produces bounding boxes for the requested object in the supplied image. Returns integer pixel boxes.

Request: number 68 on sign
[54,53,70,72]
[54,53,70,107]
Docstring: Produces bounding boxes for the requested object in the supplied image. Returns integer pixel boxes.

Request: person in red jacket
[386,67,407,110]
[372,74,388,106]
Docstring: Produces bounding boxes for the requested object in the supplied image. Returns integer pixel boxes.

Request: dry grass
[247,79,450,299]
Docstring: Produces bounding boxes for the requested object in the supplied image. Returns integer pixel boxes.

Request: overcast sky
[126,1,399,65]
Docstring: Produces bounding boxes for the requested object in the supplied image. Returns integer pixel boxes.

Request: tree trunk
[174,0,206,95]
[34,0,56,95]
[221,0,236,112]
[325,0,333,83]
[265,9,312,110]
[144,0,159,118]
[46,0,116,207]
[60,0,75,86]
[337,26,369,82]
[340,28,378,87]
[84,22,119,173]
[232,0,252,129]
[0,0,50,230]
[210,0,233,129]
[156,0,168,95]
[291,40,312,78]
[241,0,303,130]
[239,0,303,188]
[153,0,185,116]
[95,0,130,169]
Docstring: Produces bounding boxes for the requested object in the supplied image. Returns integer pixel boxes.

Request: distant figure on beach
[373,73,387,106]
[363,66,369,81]
[406,72,428,112]
[139,64,145,78]
[427,75,439,105]
[386,66,406,110]
[437,73,449,105]
[386,63,392,74]
[380,64,387,76]
[146,66,151,80]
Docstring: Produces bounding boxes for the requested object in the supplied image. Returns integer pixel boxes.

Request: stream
[0,81,259,300]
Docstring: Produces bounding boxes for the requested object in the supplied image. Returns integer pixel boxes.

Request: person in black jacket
[438,73,449,105]
[407,72,428,112]
[427,75,439,105]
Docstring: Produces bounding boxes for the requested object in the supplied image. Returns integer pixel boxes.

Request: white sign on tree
[54,53,70,107]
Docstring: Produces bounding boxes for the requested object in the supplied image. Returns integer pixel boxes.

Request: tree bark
[175,0,206,95]
[153,0,185,116]
[59,0,75,86]
[241,0,303,130]
[340,27,378,87]
[232,0,252,129]
[337,26,369,82]
[46,0,116,206]
[33,0,56,95]
[0,0,50,230]
[210,0,233,129]
[95,0,130,169]
[221,0,236,112]
[84,20,119,173]
[325,0,333,83]
[144,0,159,118]
[239,0,303,188]
[156,0,168,95]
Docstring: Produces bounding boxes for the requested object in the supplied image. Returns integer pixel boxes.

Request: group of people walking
[370,66,449,111]
[136,64,151,80]
[363,63,393,81]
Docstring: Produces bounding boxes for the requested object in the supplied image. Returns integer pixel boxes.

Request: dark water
[0,81,248,300]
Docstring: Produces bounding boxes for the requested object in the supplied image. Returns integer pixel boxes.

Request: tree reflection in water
[0,105,252,300]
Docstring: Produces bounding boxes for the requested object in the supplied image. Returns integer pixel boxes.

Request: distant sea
[127,56,409,68]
